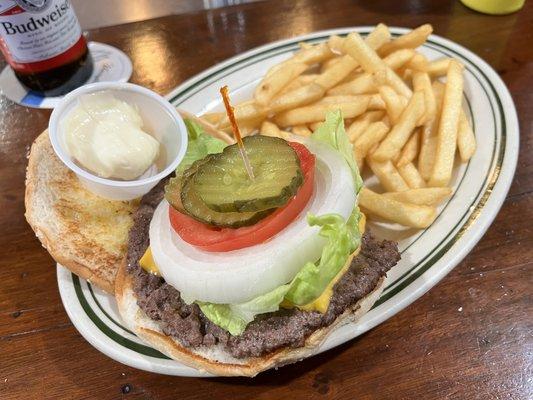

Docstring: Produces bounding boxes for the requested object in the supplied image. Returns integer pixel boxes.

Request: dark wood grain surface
[1,1,531,399]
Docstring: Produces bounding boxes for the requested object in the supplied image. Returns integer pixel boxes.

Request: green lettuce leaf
[198,284,290,336]
[197,207,362,336]
[284,208,361,305]
[177,119,226,173]
[197,302,247,337]
[311,110,363,193]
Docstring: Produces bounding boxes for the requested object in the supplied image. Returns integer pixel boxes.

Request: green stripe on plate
[73,274,170,360]
[87,282,135,336]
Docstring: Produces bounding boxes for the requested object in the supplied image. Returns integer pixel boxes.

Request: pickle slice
[192,136,303,213]
[164,155,212,212]
[165,158,273,228]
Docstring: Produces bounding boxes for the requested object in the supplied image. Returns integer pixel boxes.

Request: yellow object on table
[461,0,525,14]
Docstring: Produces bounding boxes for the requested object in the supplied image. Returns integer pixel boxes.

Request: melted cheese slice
[139,247,160,276]
[298,249,359,313]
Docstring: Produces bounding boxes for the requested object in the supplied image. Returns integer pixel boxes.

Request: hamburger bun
[25,131,138,293]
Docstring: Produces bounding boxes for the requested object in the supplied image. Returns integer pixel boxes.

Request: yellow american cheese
[139,247,160,276]
[297,213,366,313]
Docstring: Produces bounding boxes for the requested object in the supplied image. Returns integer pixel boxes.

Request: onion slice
[150,139,356,304]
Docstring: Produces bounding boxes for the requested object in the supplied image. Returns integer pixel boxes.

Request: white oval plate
[57,27,518,377]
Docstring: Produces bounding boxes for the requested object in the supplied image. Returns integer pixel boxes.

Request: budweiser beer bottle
[0,0,93,95]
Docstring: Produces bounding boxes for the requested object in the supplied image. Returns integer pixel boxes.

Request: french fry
[406,53,429,72]
[339,69,364,84]
[353,121,389,169]
[299,74,321,85]
[365,23,392,50]
[327,35,345,53]
[275,97,370,126]
[308,122,322,131]
[383,49,416,70]
[221,115,263,136]
[383,187,452,206]
[373,66,413,99]
[412,71,437,124]
[292,125,312,137]
[269,82,326,113]
[378,85,407,124]
[200,112,225,126]
[359,187,437,228]
[368,93,386,110]
[418,124,438,181]
[327,73,376,95]
[378,24,433,57]
[371,91,425,161]
[418,82,445,180]
[397,162,427,189]
[298,42,312,50]
[347,110,385,141]
[177,109,235,144]
[232,123,261,137]
[396,128,420,167]
[427,58,452,78]
[277,79,303,95]
[254,62,308,106]
[400,67,412,81]
[429,60,464,187]
[344,118,355,127]
[372,67,390,86]
[344,32,412,98]
[264,61,285,79]
[327,23,391,56]
[260,120,290,139]
[218,101,268,128]
[457,111,476,162]
[292,42,335,65]
[318,95,368,104]
[314,55,359,89]
[277,74,319,95]
[299,74,321,84]
[367,158,410,192]
[325,93,383,110]
[320,57,342,72]
[264,57,311,79]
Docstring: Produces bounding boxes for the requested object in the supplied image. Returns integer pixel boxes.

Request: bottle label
[0,0,81,63]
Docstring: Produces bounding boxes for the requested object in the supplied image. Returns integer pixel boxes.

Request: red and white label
[0,0,81,63]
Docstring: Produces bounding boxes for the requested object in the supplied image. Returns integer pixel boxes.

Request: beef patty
[126,180,400,359]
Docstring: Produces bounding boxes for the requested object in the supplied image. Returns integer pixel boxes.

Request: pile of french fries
[196,23,476,229]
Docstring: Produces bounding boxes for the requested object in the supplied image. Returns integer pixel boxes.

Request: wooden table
[1,1,531,398]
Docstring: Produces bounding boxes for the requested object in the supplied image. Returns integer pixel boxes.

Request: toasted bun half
[115,261,385,377]
[24,131,138,293]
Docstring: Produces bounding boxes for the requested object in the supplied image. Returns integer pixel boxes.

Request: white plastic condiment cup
[49,82,187,201]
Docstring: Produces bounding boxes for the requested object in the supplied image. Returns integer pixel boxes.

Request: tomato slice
[169,142,315,252]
